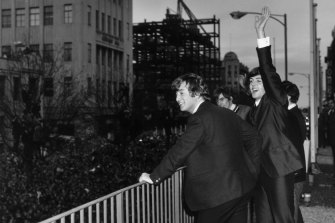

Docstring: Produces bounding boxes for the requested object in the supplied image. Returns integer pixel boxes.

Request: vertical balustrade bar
[156,187,159,223]
[70,213,74,223]
[80,209,84,223]
[88,206,92,223]
[96,203,100,223]
[146,185,150,223]
[131,188,135,223]
[141,185,146,222]
[125,191,129,223]
[116,193,123,223]
[163,180,167,223]
[136,187,140,222]
[174,171,180,223]
[151,185,155,223]
[110,197,114,223]
[168,178,172,223]
[103,200,107,223]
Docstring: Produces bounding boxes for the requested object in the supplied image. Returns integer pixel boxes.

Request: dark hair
[213,86,237,103]
[171,73,210,100]
[281,80,300,103]
[245,67,261,88]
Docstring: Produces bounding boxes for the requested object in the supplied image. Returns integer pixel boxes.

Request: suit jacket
[326,109,335,145]
[247,46,303,177]
[234,104,251,120]
[287,106,307,182]
[150,101,262,211]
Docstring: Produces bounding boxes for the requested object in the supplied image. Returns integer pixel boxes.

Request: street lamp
[230,11,288,80]
[288,72,309,80]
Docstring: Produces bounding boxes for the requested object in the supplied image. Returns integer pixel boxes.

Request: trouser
[255,169,295,223]
[294,181,305,223]
[196,193,251,223]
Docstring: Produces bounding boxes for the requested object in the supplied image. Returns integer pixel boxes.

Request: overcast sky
[133,0,335,108]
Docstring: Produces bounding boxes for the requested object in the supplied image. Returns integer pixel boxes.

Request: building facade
[221,51,248,92]
[0,0,133,114]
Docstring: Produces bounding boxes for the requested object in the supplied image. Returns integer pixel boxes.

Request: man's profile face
[217,93,231,108]
[249,75,265,100]
[176,81,198,113]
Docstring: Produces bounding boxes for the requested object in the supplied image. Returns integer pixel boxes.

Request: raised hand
[255,7,270,39]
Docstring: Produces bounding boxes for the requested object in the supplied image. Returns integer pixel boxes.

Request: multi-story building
[0,0,133,134]
[221,51,248,92]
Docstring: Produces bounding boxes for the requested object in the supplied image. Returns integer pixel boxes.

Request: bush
[0,131,175,222]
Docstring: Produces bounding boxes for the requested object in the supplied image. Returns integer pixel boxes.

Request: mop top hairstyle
[245,67,261,88]
[171,73,210,101]
[213,86,237,104]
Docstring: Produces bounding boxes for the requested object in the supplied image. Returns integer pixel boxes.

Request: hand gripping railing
[39,167,194,223]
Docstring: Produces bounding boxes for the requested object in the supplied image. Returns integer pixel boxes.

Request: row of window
[0,75,126,109]
[90,6,128,39]
[1,5,72,28]
[1,4,129,40]
[1,42,72,62]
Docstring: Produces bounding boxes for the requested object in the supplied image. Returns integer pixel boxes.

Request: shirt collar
[288,103,297,110]
[193,100,205,114]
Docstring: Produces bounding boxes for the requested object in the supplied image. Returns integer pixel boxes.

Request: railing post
[174,170,181,223]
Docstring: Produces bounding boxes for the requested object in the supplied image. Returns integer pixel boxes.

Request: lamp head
[230,11,247,19]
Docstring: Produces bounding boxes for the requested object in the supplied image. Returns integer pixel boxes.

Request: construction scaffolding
[133,1,221,110]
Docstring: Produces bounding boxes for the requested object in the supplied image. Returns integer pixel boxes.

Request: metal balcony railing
[38,167,194,223]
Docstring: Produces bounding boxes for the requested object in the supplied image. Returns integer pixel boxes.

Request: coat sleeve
[150,115,204,184]
[257,46,287,106]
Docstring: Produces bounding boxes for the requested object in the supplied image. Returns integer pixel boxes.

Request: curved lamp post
[230,11,288,80]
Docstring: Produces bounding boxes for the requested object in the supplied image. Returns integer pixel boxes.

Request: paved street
[301,146,335,223]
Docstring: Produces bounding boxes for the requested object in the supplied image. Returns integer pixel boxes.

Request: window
[2,45,11,58]
[87,77,92,96]
[127,22,130,40]
[44,6,53,25]
[96,10,99,31]
[96,79,100,99]
[102,80,106,101]
[64,4,73,24]
[43,44,53,61]
[29,44,39,54]
[64,76,72,96]
[126,54,130,74]
[113,18,117,35]
[101,49,106,66]
[63,42,72,61]
[88,43,92,63]
[101,13,105,32]
[0,76,5,100]
[118,20,122,38]
[2,9,11,28]
[108,81,112,107]
[13,77,21,101]
[108,50,112,67]
[107,16,111,34]
[87,5,91,26]
[16,9,25,27]
[96,46,100,64]
[30,7,40,26]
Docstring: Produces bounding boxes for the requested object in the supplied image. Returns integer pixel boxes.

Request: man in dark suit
[214,86,251,120]
[139,73,262,223]
[246,7,303,223]
[282,80,307,223]
[325,99,335,177]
